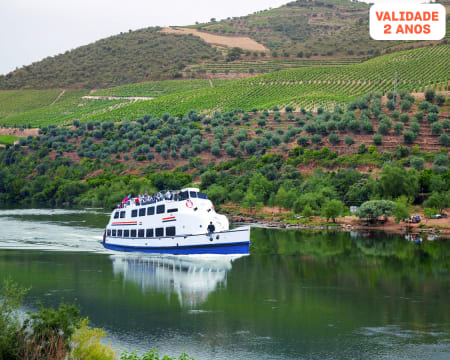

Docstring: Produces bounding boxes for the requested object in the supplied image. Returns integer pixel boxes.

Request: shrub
[70,318,117,360]
[386,100,395,111]
[361,121,374,134]
[399,114,409,124]
[431,122,443,136]
[410,157,425,171]
[400,100,412,112]
[438,133,450,146]
[344,136,354,146]
[328,133,340,145]
[425,88,435,102]
[357,143,367,154]
[418,101,430,111]
[297,136,309,146]
[372,134,382,145]
[403,130,416,144]
[435,93,446,106]
[378,122,390,135]
[427,112,439,124]
[410,121,420,135]
[393,122,404,135]
[310,134,322,144]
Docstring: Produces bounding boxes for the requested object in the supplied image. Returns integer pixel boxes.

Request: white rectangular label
[370,4,446,41]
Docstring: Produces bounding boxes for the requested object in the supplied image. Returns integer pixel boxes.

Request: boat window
[146,228,154,238]
[123,230,129,237]
[120,211,126,218]
[112,229,117,236]
[198,192,208,199]
[117,229,123,237]
[156,205,165,214]
[166,227,176,236]
[167,208,178,213]
[130,229,136,237]
[138,229,145,238]
[147,207,155,216]
[114,212,119,219]
[179,191,189,201]
[139,208,146,217]
[131,210,137,218]
[189,191,197,198]
[107,229,111,236]
[155,227,164,237]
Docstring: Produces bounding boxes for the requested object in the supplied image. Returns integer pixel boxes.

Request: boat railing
[118,189,208,209]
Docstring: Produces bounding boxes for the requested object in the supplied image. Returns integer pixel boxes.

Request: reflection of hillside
[111,255,245,307]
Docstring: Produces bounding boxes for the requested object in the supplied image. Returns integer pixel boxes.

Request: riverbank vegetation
[0,91,448,226]
[0,280,194,360]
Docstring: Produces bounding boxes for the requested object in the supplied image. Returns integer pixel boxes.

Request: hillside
[0,28,218,89]
[86,45,450,122]
[1,0,449,90]
[0,45,448,128]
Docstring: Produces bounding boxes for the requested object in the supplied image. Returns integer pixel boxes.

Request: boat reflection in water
[111,254,246,307]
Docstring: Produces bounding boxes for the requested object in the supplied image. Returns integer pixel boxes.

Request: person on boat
[135,197,139,206]
[207,222,215,235]
[165,190,172,200]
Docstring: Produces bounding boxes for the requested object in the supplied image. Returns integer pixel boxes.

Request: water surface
[0,209,449,359]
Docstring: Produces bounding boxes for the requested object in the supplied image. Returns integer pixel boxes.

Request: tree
[410,157,424,171]
[403,130,416,144]
[431,122,443,136]
[357,200,394,222]
[344,136,354,146]
[321,199,345,223]
[302,204,313,219]
[241,190,262,213]
[372,134,382,145]
[248,173,272,203]
[438,133,450,146]
[423,191,450,213]
[380,165,419,201]
[425,88,435,102]
[328,133,340,145]
[393,197,411,223]
[393,122,404,135]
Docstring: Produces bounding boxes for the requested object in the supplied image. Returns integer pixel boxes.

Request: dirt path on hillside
[0,128,39,137]
[50,89,66,105]
[161,27,268,52]
[82,95,154,101]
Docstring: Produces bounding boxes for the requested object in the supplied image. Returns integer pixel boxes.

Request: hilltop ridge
[1,0,448,90]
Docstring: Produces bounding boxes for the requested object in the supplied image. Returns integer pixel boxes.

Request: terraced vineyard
[93,79,229,97]
[189,57,364,74]
[0,90,124,127]
[0,89,62,119]
[1,46,448,127]
[87,45,449,122]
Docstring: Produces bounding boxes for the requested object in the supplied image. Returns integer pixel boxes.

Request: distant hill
[0,28,218,90]
[188,0,449,58]
[0,0,448,90]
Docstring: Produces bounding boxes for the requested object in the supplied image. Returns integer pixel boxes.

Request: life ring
[186,199,193,208]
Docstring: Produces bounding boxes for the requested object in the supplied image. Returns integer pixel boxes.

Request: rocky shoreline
[229,214,450,239]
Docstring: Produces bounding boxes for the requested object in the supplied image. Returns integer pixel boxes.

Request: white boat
[102,187,250,254]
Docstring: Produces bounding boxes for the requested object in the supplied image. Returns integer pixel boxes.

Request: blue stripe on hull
[103,242,250,255]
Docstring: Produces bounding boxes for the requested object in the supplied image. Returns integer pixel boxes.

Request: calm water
[0,209,449,359]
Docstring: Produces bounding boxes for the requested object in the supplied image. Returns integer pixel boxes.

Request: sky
[0,0,437,75]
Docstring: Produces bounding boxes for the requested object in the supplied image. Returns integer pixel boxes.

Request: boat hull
[102,226,250,255]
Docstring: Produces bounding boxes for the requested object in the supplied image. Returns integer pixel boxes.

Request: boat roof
[181,187,200,192]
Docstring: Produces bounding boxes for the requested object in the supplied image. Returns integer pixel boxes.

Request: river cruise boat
[102,188,250,254]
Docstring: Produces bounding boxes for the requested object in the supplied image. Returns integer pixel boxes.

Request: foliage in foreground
[0,280,193,360]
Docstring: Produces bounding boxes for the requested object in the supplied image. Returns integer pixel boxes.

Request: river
[0,209,449,359]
